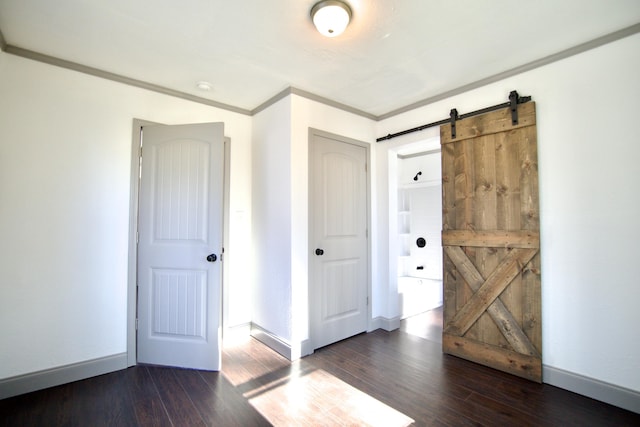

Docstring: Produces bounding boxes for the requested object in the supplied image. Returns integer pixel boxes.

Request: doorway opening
[388,136,443,344]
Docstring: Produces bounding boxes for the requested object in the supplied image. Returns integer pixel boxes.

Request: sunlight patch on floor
[222,336,414,426]
[242,367,414,426]
[400,306,443,343]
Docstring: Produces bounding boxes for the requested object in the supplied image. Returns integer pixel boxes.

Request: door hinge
[135,318,138,330]
[365,162,367,172]
[136,231,139,244]
[366,296,369,306]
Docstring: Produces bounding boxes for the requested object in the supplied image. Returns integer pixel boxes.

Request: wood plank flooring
[1,311,639,426]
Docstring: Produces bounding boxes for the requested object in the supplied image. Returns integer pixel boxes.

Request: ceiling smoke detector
[311,1,352,38]
[196,81,212,91]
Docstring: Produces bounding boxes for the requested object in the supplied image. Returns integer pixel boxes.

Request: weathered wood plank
[473,133,497,233]
[442,250,458,326]
[444,246,540,357]
[444,248,538,337]
[443,333,542,382]
[495,130,521,231]
[442,230,540,248]
[495,130,523,332]
[441,141,456,232]
[441,102,537,145]
[442,140,458,326]
[454,138,475,230]
[473,133,498,345]
[519,125,539,230]
[523,253,542,352]
[459,248,477,340]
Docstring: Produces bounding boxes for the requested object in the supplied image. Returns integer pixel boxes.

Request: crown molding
[0,27,7,51]
[289,87,378,120]
[1,23,638,120]
[377,23,640,121]
[251,86,377,120]
[251,87,294,115]
[2,43,252,115]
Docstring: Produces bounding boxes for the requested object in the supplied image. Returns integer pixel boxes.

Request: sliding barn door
[440,102,542,382]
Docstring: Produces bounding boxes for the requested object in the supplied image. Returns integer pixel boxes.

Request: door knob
[206,253,217,262]
[315,248,324,256]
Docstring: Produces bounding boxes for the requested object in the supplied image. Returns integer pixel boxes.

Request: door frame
[387,134,442,329]
[307,128,372,351]
[126,119,231,366]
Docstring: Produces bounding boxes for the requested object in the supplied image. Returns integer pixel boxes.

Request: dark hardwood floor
[400,306,444,344]
[1,310,638,426]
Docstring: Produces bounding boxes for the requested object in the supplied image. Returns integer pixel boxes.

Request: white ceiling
[1,0,639,117]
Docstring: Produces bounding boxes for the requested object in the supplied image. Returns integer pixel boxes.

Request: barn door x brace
[376,90,532,142]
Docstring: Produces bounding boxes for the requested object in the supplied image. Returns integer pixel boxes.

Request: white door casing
[137,122,224,370]
[309,130,369,350]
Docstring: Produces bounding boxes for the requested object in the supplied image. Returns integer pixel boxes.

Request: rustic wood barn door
[440,102,542,382]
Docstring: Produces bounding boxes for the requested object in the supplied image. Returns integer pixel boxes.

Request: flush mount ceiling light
[311,0,352,37]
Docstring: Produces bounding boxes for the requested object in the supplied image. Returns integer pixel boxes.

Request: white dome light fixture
[311,1,352,38]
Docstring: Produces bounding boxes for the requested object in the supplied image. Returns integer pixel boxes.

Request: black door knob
[315,248,324,256]
[206,253,217,262]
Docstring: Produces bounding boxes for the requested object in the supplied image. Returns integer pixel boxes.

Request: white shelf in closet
[398,178,441,189]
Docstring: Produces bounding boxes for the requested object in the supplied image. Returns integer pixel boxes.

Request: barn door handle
[315,248,324,256]
[206,253,217,262]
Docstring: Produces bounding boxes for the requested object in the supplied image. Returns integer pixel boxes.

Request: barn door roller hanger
[376,90,532,142]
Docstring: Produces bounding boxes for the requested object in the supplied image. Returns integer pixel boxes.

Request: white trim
[221,137,232,337]
[370,316,401,332]
[250,323,312,361]
[543,365,640,414]
[250,324,292,359]
[0,353,127,400]
[300,339,314,358]
[398,179,441,189]
[127,119,159,367]
[223,322,251,341]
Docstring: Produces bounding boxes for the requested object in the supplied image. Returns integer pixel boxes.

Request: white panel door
[310,132,368,350]
[137,122,224,370]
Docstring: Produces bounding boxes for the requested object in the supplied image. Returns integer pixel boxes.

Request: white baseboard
[4,342,636,417]
[300,339,314,358]
[370,316,401,332]
[250,323,312,361]
[543,365,640,414]
[223,322,252,341]
[0,353,128,400]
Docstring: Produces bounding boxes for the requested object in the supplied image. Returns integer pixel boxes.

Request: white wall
[397,154,442,280]
[290,94,377,345]
[251,97,293,342]
[376,33,640,392]
[377,131,442,322]
[0,51,253,379]
[251,94,375,357]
